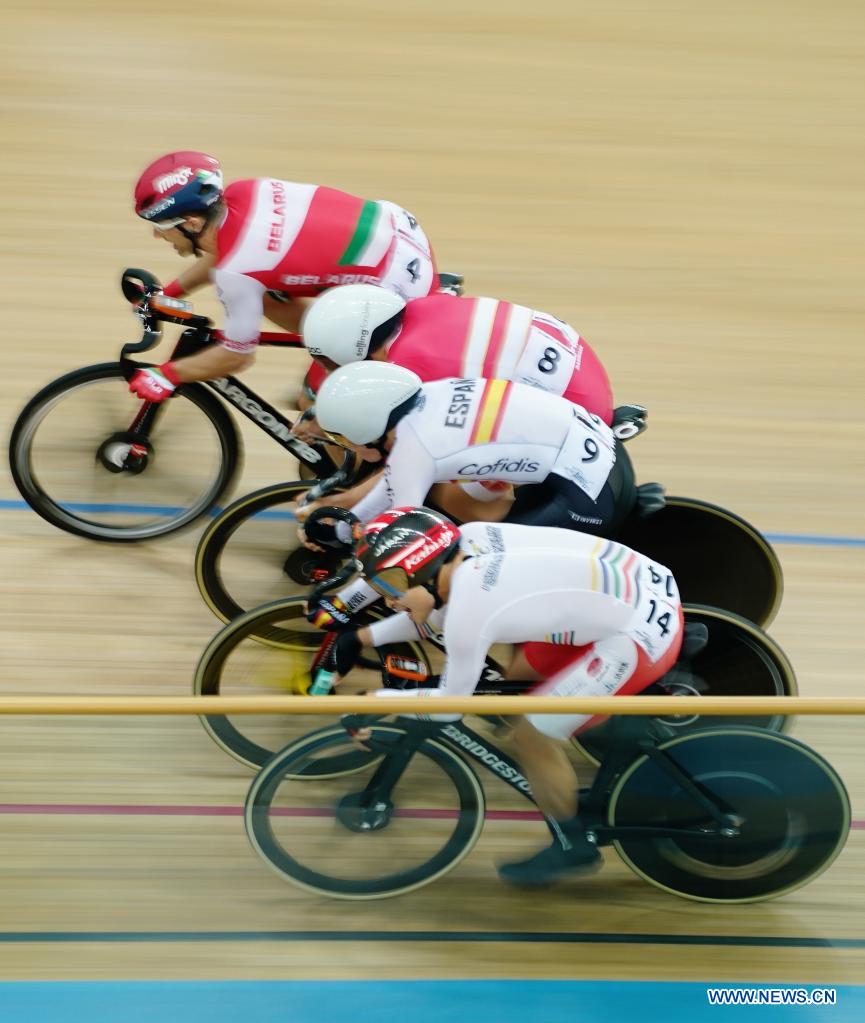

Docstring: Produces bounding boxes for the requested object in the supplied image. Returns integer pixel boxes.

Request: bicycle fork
[335,734,425,833]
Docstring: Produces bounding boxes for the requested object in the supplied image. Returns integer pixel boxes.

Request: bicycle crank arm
[589,823,740,843]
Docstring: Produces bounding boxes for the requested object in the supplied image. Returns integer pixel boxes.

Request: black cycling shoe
[498,835,602,888]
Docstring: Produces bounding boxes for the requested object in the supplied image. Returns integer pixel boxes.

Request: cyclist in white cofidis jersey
[316,509,683,887]
[300,361,636,538]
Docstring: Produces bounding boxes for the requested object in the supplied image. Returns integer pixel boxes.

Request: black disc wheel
[607,727,850,903]
[195,481,332,626]
[617,496,783,627]
[245,724,485,899]
[573,605,797,765]
[9,363,240,541]
[193,595,430,768]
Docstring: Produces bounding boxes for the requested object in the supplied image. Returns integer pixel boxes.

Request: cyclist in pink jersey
[127,151,437,404]
[301,284,614,424]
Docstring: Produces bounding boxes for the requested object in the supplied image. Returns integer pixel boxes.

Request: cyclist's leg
[426,481,514,524]
[499,625,681,886]
[523,611,685,741]
[505,452,636,535]
[262,292,312,333]
[505,476,612,533]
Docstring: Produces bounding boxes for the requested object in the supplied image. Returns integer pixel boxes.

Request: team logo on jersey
[267,180,287,253]
[457,457,540,476]
[444,379,476,429]
[379,523,457,573]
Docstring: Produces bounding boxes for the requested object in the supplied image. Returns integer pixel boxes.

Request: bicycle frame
[354,714,741,849]
[114,267,365,489]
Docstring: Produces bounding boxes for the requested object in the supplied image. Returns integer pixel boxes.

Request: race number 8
[537,347,561,374]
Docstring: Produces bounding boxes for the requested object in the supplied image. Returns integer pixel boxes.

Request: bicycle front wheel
[194,595,430,768]
[245,724,486,899]
[9,363,240,541]
[195,481,327,625]
[608,727,850,903]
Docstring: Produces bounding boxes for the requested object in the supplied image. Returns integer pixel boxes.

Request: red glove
[129,362,182,403]
[162,280,184,299]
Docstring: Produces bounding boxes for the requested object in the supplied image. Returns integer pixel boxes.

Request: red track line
[0,803,863,828]
[0,803,542,821]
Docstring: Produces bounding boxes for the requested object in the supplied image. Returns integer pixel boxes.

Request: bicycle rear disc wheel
[573,605,797,765]
[608,727,850,903]
[194,595,429,768]
[617,496,783,627]
[195,481,328,626]
[245,724,485,899]
[9,363,239,541]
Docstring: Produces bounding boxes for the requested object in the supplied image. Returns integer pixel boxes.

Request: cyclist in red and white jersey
[320,509,683,886]
[301,283,613,424]
[127,151,437,403]
[306,362,635,536]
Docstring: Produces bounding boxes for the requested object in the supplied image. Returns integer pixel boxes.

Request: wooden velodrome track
[1,0,864,988]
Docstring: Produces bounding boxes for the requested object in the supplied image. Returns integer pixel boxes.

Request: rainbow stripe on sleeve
[592,539,640,604]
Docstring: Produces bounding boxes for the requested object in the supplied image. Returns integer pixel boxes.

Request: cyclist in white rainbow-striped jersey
[326,510,683,887]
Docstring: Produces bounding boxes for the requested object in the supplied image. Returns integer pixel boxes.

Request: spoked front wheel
[607,727,850,903]
[245,724,486,899]
[195,480,332,625]
[9,363,240,541]
[193,595,430,768]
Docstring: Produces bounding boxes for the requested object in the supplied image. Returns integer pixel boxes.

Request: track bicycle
[244,712,848,902]
[8,268,366,542]
[195,478,784,632]
[192,594,797,770]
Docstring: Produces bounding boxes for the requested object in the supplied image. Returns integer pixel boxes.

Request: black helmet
[355,507,461,598]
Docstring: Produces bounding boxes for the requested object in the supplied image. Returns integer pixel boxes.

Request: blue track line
[1,498,863,545]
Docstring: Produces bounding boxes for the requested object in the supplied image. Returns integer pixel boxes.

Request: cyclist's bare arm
[262,293,312,333]
[170,343,255,383]
[171,253,216,296]
[296,471,384,523]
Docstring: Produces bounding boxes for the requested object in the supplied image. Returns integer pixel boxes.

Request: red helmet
[355,507,462,598]
[134,151,223,224]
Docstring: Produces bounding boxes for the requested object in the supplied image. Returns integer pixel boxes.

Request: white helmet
[301,284,406,365]
[315,362,422,445]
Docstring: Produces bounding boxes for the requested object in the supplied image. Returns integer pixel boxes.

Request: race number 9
[582,438,599,462]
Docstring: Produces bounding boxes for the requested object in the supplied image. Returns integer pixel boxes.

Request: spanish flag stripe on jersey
[469,379,513,445]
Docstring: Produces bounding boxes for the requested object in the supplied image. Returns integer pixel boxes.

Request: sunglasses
[318,428,361,454]
[154,216,188,230]
[365,565,412,599]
